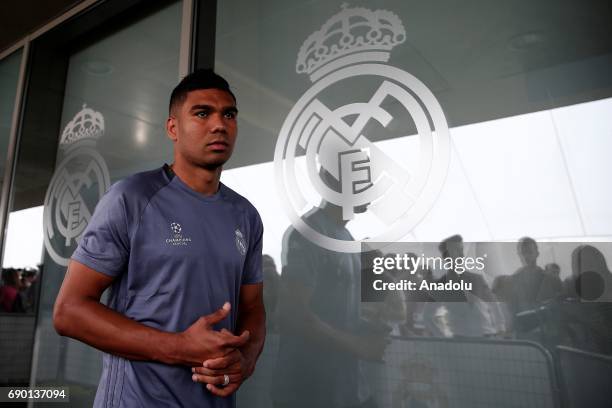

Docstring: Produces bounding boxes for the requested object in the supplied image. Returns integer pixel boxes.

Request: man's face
[167,88,238,169]
[519,241,539,265]
[446,240,464,260]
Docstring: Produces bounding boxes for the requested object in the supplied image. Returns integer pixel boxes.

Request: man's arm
[236,283,266,375]
[53,260,249,366]
[192,283,266,396]
[279,277,388,361]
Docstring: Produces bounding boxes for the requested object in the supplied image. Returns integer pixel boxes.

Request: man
[435,235,495,303]
[506,237,562,314]
[425,234,500,337]
[273,169,387,408]
[53,69,265,407]
[0,268,25,312]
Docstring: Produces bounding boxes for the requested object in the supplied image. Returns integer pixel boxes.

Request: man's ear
[166,116,178,142]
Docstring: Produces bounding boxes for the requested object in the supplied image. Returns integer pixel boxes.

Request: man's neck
[170,161,221,196]
[319,202,348,226]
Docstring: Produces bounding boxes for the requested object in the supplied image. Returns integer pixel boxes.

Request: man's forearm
[54,297,181,364]
[236,303,266,375]
[54,297,245,367]
[285,303,361,353]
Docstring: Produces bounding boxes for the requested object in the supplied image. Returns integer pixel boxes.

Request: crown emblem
[59,104,104,150]
[296,4,406,81]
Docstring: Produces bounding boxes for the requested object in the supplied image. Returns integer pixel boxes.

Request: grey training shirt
[72,165,263,408]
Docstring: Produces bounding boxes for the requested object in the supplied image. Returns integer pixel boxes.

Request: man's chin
[201,160,226,170]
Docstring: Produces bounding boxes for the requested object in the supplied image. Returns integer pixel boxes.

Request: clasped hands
[180,302,252,397]
[191,342,252,397]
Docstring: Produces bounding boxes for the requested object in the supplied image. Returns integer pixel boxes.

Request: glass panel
[0,49,22,195]
[1,49,25,314]
[215,1,612,407]
[0,48,32,389]
[21,2,182,404]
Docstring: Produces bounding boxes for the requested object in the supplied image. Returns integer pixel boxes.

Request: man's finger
[206,382,239,397]
[192,373,240,386]
[203,350,241,369]
[202,302,231,327]
[192,364,240,377]
[221,330,250,348]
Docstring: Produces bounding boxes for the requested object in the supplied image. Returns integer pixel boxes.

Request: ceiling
[3,0,612,220]
[0,0,83,54]
[216,0,612,168]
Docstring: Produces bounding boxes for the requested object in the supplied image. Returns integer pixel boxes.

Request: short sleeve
[71,187,130,277]
[241,211,264,285]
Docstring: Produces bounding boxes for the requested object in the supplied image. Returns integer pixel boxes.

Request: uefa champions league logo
[166,221,192,246]
[274,5,451,253]
[43,104,110,266]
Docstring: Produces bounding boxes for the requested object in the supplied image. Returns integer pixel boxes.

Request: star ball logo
[166,221,191,246]
[43,104,110,266]
[170,222,182,235]
[274,5,451,253]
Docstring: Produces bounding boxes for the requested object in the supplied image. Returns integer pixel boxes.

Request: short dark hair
[169,69,236,114]
[517,236,537,253]
[438,234,463,255]
[2,268,19,286]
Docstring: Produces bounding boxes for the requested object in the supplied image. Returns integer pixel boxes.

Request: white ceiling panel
[451,110,584,239]
[551,97,612,236]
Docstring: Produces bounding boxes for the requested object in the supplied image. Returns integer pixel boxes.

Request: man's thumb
[204,302,231,326]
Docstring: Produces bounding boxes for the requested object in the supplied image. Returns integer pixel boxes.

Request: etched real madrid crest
[274,5,451,253]
[43,104,110,266]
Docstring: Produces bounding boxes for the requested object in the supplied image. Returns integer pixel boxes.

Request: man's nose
[209,113,227,133]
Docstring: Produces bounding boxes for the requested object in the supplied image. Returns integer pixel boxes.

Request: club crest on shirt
[235,229,247,256]
[166,222,192,246]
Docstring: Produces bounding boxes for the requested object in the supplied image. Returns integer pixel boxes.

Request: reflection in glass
[26,2,182,405]
[217,1,612,407]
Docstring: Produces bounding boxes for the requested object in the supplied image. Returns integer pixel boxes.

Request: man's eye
[196,111,209,118]
[224,111,236,119]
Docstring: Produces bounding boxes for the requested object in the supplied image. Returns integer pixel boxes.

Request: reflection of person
[53,70,265,407]
[18,268,39,313]
[564,245,612,301]
[0,268,25,312]
[545,262,561,279]
[273,170,387,408]
[400,253,434,336]
[560,245,612,354]
[506,237,562,315]
[262,254,280,332]
[436,235,495,302]
[425,235,499,337]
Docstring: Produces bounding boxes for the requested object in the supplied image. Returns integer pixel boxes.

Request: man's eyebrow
[189,104,238,113]
[189,104,212,111]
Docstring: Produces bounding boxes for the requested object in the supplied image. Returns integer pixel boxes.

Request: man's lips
[206,141,229,150]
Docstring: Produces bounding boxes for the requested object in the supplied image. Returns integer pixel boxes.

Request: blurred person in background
[0,268,26,313]
[19,268,40,313]
[560,245,612,354]
[423,235,499,338]
[262,255,280,332]
[274,169,388,408]
[506,238,562,316]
